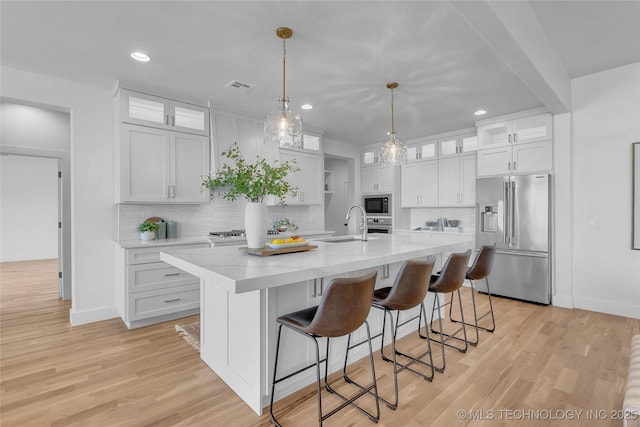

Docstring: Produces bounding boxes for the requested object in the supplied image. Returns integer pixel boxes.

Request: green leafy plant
[202,142,299,204]
[137,222,159,233]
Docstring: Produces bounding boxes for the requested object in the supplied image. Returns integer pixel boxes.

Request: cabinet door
[171,101,210,136]
[236,117,260,160]
[279,151,301,204]
[513,114,552,145]
[512,140,552,174]
[461,135,478,155]
[376,166,394,193]
[361,167,377,193]
[212,112,237,169]
[438,157,460,206]
[406,144,421,163]
[459,154,477,206]
[477,121,511,149]
[362,150,379,166]
[420,161,438,206]
[121,90,170,129]
[171,133,210,203]
[120,124,171,202]
[299,154,323,205]
[438,137,459,159]
[477,146,512,177]
[401,163,421,207]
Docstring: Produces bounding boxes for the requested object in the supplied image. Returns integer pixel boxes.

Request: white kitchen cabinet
[115,242,209,329]
[406,139,438,163]
[439,134,478,158]
[477,140,552,177]
[362,165,393,193]
[362,149,379,166]
[477,113,552,149]
[401,160,438,207]
[118,124,210,203]
[275,150,323,205]
[120,89,210,136]
[438,154,476,206]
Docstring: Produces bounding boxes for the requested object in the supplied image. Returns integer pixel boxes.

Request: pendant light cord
[390,87,395,135]
[281,38,287,106]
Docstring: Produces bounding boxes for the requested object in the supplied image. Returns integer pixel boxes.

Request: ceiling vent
[224,80,255,93]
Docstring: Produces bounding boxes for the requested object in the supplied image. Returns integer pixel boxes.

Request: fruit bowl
[266,241,309,249]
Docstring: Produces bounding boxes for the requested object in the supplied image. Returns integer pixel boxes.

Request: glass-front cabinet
[406,138,438,163]
[438,134,478,158]
[121,89,210,136]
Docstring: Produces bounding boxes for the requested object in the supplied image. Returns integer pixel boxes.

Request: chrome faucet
[345,205,368,241]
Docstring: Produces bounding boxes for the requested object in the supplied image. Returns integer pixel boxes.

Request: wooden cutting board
[240,245,318,256]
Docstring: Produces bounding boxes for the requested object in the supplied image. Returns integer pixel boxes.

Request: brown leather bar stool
[269,270,380,427]
[422,249,472,373]
[449,245,497,345]
[342,259,436,410]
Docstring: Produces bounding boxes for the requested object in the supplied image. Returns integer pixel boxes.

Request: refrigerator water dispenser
[480,206,498,232]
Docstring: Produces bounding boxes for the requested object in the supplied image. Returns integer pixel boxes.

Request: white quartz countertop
[160,233,473,294]
[395,228,475,237]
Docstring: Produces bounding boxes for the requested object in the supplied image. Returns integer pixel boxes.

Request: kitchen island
[161,233,472,415]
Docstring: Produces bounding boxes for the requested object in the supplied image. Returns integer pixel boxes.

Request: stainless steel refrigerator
[475,173,551,304]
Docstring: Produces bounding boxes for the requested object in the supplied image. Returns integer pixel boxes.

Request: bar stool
[449,245,497,345]
[422,249,472,373]
[343,259,436,410]
[269,270,380,427]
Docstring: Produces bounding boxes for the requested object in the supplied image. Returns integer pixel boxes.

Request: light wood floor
[1,259,638,426]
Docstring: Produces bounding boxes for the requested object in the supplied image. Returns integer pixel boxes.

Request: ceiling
[1,1,638,146]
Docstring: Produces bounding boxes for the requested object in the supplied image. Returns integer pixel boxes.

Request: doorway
[324,155,355,236]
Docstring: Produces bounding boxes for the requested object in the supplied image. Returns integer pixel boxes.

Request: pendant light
[379,82,407,166]
[264,27,303,149]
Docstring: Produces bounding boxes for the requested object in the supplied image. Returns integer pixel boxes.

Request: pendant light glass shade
[265,99,303,148]
[264,27,303,149]
[379,82,407,166]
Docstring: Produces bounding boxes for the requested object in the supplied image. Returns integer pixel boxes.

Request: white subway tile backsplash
[409,207,476,234]
[117,198,322,241]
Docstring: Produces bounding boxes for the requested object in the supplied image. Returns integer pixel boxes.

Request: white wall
[1,103,71,151]
[569,62,640,318]
[1,66,117,325]
[1,155,59,261]
[324,158,349,236]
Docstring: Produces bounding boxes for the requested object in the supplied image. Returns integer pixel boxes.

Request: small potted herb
[137,222,159,241]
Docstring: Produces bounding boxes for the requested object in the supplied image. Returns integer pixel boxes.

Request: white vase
[140,231,155,241]
[244,202,268,249]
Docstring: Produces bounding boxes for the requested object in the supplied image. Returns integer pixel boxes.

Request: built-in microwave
[363,194,391,216]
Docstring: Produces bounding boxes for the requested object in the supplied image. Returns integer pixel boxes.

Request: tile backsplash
[409,207,476,234]
[117,197,323,241]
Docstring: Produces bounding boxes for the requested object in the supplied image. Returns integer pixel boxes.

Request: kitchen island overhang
[160,234,473,415]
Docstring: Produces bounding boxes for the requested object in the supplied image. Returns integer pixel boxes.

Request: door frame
[0,146,71,300]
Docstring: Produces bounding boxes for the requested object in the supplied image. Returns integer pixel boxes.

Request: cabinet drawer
[126,243,209,264]
[129,284,199,321]
[127,262,198,293]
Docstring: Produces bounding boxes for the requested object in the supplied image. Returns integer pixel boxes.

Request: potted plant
[202,142,299,249]
[137,222,159,241]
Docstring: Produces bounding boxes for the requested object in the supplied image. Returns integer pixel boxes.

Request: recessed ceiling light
[130,51,150,62]
[301,104,313,110]
[474,109,487,116]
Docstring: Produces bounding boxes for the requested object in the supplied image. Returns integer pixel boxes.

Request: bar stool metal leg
[450,277,496,334]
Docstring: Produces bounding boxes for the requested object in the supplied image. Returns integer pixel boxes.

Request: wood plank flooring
[1,259,638,426]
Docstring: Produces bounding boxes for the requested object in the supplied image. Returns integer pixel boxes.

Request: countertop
[114,229,335,249]
[160,233,473,294]
[395,228,476,237]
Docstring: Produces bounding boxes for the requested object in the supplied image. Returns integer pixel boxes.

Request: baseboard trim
[573,296,640,319]
[552,294,574,309]
[69,306,119,326]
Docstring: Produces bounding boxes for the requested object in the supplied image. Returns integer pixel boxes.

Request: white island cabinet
[160,234,472,416]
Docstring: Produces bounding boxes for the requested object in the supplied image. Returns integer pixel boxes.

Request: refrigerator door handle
[496,249,548,258]
[504,181,509,245]
[511,181,516,242]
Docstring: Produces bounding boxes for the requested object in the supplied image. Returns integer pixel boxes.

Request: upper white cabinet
[362,149,379,166]
[477,112,553,177]
[401,161,438,207]
[406,139,438,163]
[438,154,476,206]
[477,113,551,149]
[275,150,323,205]
[362,165,393,194]
[121,89,210,136]
[118,124,210,203]
[439,134,478,158]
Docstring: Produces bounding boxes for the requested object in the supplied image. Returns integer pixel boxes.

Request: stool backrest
[430,249,472,294]
[377,259,435,310]
[308,270,378,338]
[467,245,496,281]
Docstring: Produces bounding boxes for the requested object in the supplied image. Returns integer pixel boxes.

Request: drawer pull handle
[164,298,181,303]
[164,272,181,277]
